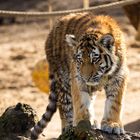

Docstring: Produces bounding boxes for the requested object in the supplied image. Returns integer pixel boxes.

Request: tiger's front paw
[101,120,124,135]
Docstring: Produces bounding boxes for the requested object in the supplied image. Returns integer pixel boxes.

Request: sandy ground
[0,13,140,139]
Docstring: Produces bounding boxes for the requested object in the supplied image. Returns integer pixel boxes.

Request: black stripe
[88,42,95,49]
[50,80,56,91]
[94,55,101,64]
[104,55,108,68]
[47,103,57,112]
[75,14,91,36]
[52,25,57,57]
[94,30,104,36]
[49,92,57,102]
[104,54,113,73]
[105,67,112,74]
[107,54,113,66]
[37,121,45,129]
[69,14,85,34]
[57,21,64,60]
[36,122,43,132]
[45,31,56,66]
[42,113,51,122]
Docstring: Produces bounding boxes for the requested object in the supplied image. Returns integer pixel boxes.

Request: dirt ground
[0,9,140,139]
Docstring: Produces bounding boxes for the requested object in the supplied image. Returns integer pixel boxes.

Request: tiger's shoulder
[55,13,125,54]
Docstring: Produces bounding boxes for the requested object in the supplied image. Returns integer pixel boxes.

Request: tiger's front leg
[71,79,90,126]
[101,76,127,134]
[70,61,96,128]
[73,91,96,126]
[72,91,97,128]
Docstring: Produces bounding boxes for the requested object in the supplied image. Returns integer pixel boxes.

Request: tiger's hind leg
[58,88,73,133]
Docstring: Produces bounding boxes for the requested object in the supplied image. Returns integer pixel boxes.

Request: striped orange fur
[31,12,128,139]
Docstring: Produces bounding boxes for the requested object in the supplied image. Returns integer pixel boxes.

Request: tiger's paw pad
[101,122,124,135]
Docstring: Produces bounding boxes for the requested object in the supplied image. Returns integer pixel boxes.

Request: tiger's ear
[65,34,78,47]
[99,34,114,50]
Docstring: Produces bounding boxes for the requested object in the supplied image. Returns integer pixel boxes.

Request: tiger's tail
[31,79,58,139]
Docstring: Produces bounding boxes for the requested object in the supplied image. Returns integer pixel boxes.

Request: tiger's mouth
[86,74,108,89]
[86,76,100,87]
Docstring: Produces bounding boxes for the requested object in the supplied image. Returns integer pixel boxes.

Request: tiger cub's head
[66,33,117,86]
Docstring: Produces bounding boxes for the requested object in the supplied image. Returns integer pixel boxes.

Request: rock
[0,104,140,140]
[57,120,140,140]
[0,103,38,140]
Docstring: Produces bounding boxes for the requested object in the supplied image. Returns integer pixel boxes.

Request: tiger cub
[31,12,128,139]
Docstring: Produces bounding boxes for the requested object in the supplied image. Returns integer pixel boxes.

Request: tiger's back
[46,12,125,65]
